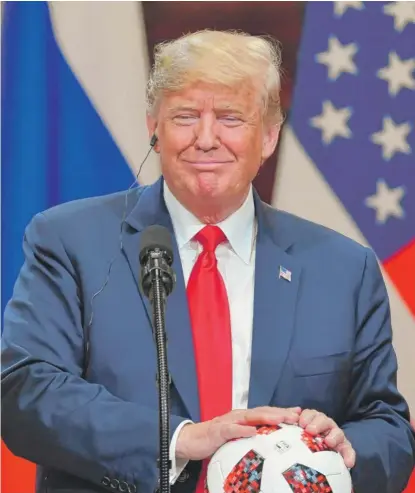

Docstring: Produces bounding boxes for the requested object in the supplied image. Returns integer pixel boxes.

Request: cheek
[222,127,262,156]
[224,140,262,175]
[165,125,194,148]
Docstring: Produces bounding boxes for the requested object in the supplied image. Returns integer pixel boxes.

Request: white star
[333,1,364,17]
[384,1,415,32]
[365,179,405,223]
[377,51,415,96]
[316,36,358,80]
[371,116,412,160]
[310,100,352,144]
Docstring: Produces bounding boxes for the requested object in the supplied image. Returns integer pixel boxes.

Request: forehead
[161,82,260,112]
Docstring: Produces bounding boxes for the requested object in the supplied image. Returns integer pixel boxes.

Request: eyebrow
[167,104,245,114]
[215,107,245,114]
[167,105,199,113]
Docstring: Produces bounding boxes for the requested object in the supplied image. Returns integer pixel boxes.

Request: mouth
[184,160,232,170]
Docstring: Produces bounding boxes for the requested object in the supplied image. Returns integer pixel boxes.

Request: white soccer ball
[206,423,352,493]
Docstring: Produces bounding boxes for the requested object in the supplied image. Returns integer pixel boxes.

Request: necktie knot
[194,225,227,253]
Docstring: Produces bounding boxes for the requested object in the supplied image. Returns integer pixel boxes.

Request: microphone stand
[140,248,175,493]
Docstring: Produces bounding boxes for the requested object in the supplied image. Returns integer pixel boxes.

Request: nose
[194,114,220,151]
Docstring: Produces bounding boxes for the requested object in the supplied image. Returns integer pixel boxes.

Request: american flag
[290,1,414,264]
[279,266,292,282]
[1,2,414,492]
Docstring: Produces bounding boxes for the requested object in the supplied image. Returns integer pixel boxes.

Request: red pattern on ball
[255,424,281,435]
[224,449,264,493]
[283,463,333,493]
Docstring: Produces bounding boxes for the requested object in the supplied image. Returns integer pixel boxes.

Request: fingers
[298,409,356,469]
[299,408,321,429]
[324,426,346,448]
[286,407,302,413]
[220,423,258,442]
[234,406,301,427]
[299,409,336,436]
[335,439,356,468]
[300,409,343,447]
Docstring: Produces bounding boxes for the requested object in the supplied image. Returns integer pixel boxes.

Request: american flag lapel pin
[279,266,292,282]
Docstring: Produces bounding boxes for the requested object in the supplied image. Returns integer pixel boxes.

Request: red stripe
[406,468,415,493]
[1,441,36,493]
[383,239,415,317]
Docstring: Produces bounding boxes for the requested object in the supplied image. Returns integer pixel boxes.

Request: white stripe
[49,1,161,185]
[273,125,415,413]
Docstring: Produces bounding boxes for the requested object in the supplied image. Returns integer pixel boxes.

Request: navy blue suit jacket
[2,177,415,493]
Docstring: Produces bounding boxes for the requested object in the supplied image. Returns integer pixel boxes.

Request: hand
[176,406,301,461]
[298,409,356,468]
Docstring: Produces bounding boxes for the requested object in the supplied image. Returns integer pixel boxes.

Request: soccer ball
[206,423,352,493]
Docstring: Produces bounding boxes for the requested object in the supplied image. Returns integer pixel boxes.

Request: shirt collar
[163,181,255,265]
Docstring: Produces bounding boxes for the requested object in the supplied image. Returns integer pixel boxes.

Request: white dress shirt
[162,182,256,483]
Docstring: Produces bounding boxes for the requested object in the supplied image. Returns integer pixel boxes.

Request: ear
[146,112,159,151]
[261,124,280,163]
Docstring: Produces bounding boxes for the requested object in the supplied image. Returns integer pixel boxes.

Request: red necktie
[186,225,233,493]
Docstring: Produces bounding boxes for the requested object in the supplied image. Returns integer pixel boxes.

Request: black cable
[82,141,156,378]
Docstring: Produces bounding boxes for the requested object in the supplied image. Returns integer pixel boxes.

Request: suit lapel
[122,178,200,421]
[122,180,301,417]
[248,197,302,409]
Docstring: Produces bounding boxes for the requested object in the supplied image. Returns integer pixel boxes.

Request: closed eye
[173,115,199,125]
[219,116,244,126]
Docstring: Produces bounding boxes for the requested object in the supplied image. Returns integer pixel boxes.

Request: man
[2,29,414,493]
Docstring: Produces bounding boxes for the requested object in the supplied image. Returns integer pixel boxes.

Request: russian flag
[1,2,155,491]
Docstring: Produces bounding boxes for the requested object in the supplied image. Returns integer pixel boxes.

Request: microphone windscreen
[139,225,174,266]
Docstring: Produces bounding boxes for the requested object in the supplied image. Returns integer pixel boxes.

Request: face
[147,81,280,216]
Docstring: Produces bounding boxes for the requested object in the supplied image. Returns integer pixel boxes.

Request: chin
[193,172,227,198]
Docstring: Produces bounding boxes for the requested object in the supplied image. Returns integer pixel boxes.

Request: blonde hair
[146,29,283,126]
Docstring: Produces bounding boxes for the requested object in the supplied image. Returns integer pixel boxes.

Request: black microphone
[139,225,175,299]
[139,225,176,493]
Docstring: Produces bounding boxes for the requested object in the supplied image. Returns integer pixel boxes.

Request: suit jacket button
[102,476,111,487]
[127,485,137,493]
[110,479,119,489]
[177,470,190,483]
[119,481,129,492]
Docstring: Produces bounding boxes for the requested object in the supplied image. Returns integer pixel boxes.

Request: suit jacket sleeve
[1,212,187,493]
[342,247,415,493]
